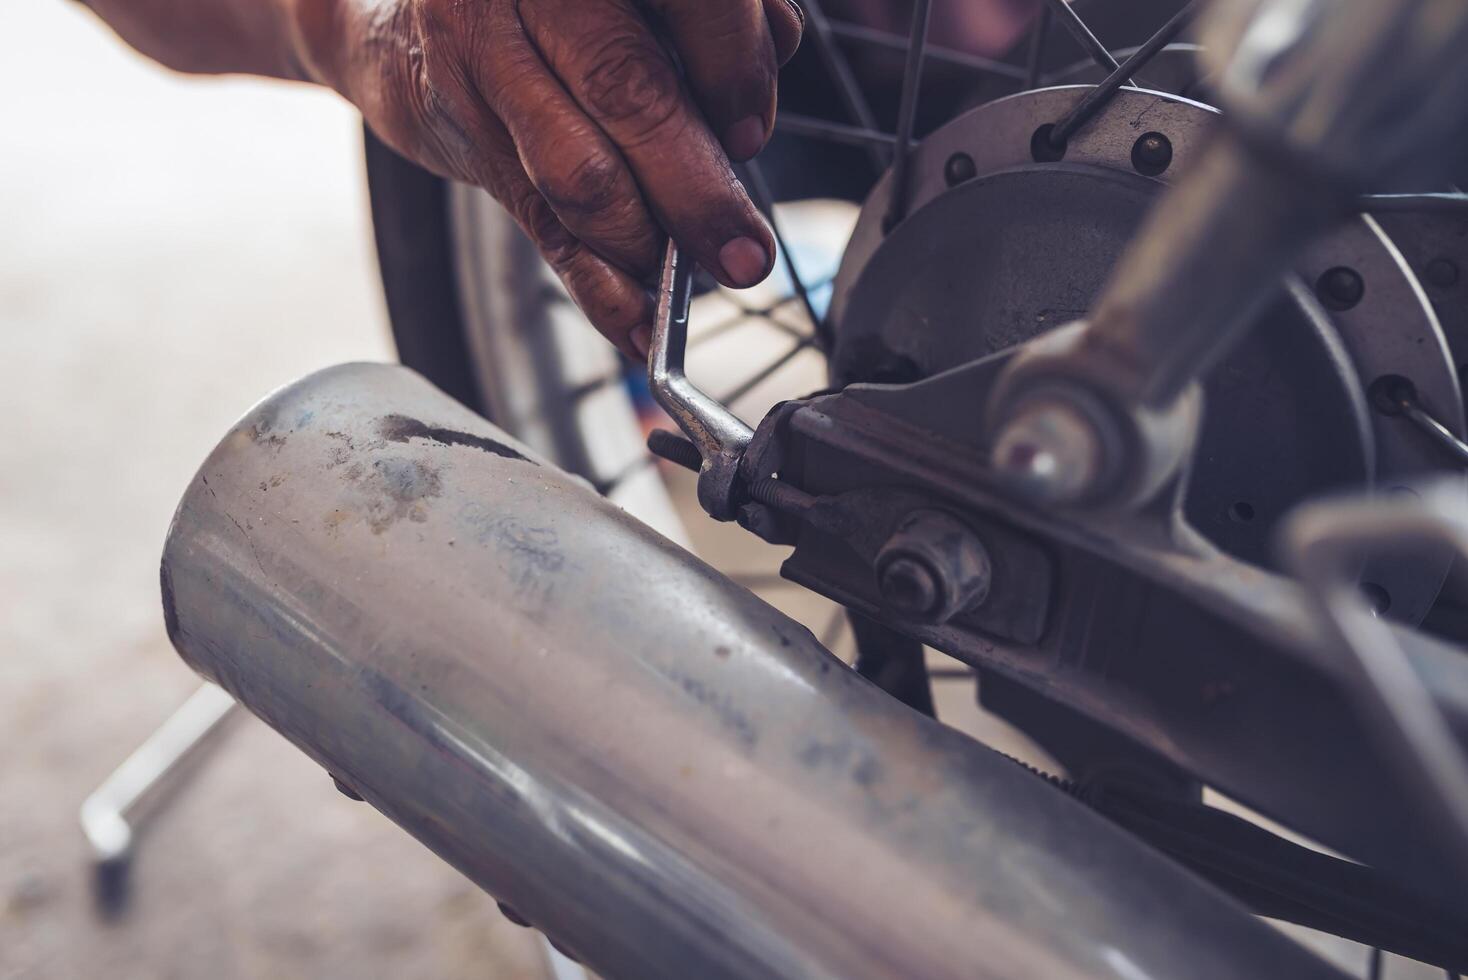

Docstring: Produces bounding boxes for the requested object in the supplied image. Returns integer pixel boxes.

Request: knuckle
[409,53,476,160]
[577,33,683,139]
[536,149,625,217]
[516,194,580,267]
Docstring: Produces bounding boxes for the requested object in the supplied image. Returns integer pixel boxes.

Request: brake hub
[828,86,1463,622]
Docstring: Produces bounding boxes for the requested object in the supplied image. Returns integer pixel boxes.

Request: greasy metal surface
[755,353,1468,896]
[832,88,1458,447]
[829,85,1459,620]
[161,363,1344,980]
[835,162,1370,572]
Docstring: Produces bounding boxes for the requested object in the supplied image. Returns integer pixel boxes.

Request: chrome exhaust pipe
[161,363,1343,980]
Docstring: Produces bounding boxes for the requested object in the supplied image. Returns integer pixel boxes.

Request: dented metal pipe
[160,363,1343,980]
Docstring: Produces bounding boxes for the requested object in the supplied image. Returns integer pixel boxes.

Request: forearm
[77,0,335,83]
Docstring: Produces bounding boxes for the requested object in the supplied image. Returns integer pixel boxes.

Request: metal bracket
[647,242,753,519]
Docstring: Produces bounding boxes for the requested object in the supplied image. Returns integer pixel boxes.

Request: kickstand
[79,682,238,915]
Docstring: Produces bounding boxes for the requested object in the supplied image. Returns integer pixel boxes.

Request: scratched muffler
[160,363,1343,980]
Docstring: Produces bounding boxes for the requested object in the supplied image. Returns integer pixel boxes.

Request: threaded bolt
[747,477,816,514]
[647,429,704,472]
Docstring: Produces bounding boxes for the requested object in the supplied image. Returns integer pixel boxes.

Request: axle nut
[875,511,992,624]
[990,396,1107,506]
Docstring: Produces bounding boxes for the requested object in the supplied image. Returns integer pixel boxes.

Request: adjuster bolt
[876,511,992,624]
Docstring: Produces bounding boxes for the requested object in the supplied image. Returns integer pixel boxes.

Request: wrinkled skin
[302,0,805,358]
[82,0,1036,357]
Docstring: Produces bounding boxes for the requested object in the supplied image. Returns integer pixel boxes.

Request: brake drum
[829,87,1463,623]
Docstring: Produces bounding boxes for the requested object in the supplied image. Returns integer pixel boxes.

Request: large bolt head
[875,511,992,624]
[878,556,943,618]
[991,398,1105,506]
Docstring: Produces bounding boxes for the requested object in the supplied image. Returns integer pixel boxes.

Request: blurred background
[0,2,1447,978]
[1,2,556,976]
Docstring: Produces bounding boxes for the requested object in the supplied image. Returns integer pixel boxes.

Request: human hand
[299,0,804,358]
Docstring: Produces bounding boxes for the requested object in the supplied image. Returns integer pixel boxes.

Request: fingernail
[723,115,767,162]
[784,0,805,26]
[630,323,652,359]
[718,237,771,288]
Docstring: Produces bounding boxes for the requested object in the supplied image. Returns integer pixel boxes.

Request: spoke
[1042,0,1138,86]
[743,161,830,348]
[690,299,804,349]
[1024,4,1053,90]
[799,0,890,172]
[690,308,767,350]
[826,20,1027,81]
[1361,192,1468,213]
[1049,1,1199,147]
[687,275,835,353]
[1368,947,1383,980]
[1375,376,1468,467]
[1397,393,1468,467]
[716,336,817,405]
[882,0,934,232]
[775,112,896,150]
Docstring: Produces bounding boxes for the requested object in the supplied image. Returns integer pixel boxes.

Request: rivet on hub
[1361,582,1392,615]
[1425,257,1460,289]
[1030,124,1066,164]
[1130,132,1173,176]
[944,152,977,187]
[879,557,942,618]
[1316,266,1365,311]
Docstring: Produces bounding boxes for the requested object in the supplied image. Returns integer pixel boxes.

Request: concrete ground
[0,3,1441,979]
[1,4,545,977]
